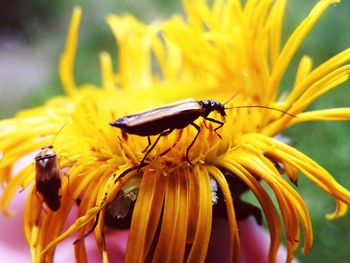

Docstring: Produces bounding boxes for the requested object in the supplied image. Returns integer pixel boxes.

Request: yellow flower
[1,0,350,262]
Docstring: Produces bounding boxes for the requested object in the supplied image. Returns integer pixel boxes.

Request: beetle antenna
[222,92,239,106]
[223,92,240,106]
[50,119,72,146]
[225,105,296,118]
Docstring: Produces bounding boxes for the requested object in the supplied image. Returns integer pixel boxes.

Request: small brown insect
[35,146,62,211]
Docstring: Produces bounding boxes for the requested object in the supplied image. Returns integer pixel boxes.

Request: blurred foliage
[1,0,350,262]
[0,0,63,40]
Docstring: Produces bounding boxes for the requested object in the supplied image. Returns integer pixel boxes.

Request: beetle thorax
[35,146,56,161]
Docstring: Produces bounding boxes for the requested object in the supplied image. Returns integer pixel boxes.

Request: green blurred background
[0,0,349,262]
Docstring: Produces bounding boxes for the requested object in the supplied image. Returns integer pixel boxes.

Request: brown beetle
[110,98,294,167]
[35,146,62,211]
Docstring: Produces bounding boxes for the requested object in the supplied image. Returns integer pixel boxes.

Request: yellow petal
[153,171,188,262]
[59,7,81,96]
[100,51,115,91]
[267,0,341,101]
[215,159,282,263]
[289,108,350,124]
[229,145,313,256]
[207,165,240,263]
[186,165,212,262]
[125,169,166,262]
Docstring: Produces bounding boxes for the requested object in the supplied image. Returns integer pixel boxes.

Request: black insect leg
[142,136,152,153]
[160,129,183,157]
[139,129,174,169]
[203,117,224,139]
[186,123,201,166]
[73,210,101,244]
[202,119,209,129]
[114,163,147,183]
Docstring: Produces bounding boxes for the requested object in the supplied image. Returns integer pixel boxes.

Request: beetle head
[200,100,226,118]
[35,146,56,161]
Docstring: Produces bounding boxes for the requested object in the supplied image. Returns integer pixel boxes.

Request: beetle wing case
[120,98,197,118]
[110,98,205,136]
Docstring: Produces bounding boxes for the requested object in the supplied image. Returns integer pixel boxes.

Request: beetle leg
[160,129,183,157]
[74,210,101,244]
[35,190,52,213]
[122,131,128,141]
[203,117,224,139]
[203,119,209,129]
[186,123,201,166]
[139,129,174,169]
[142,136,152,153]
[114,164,147,183]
